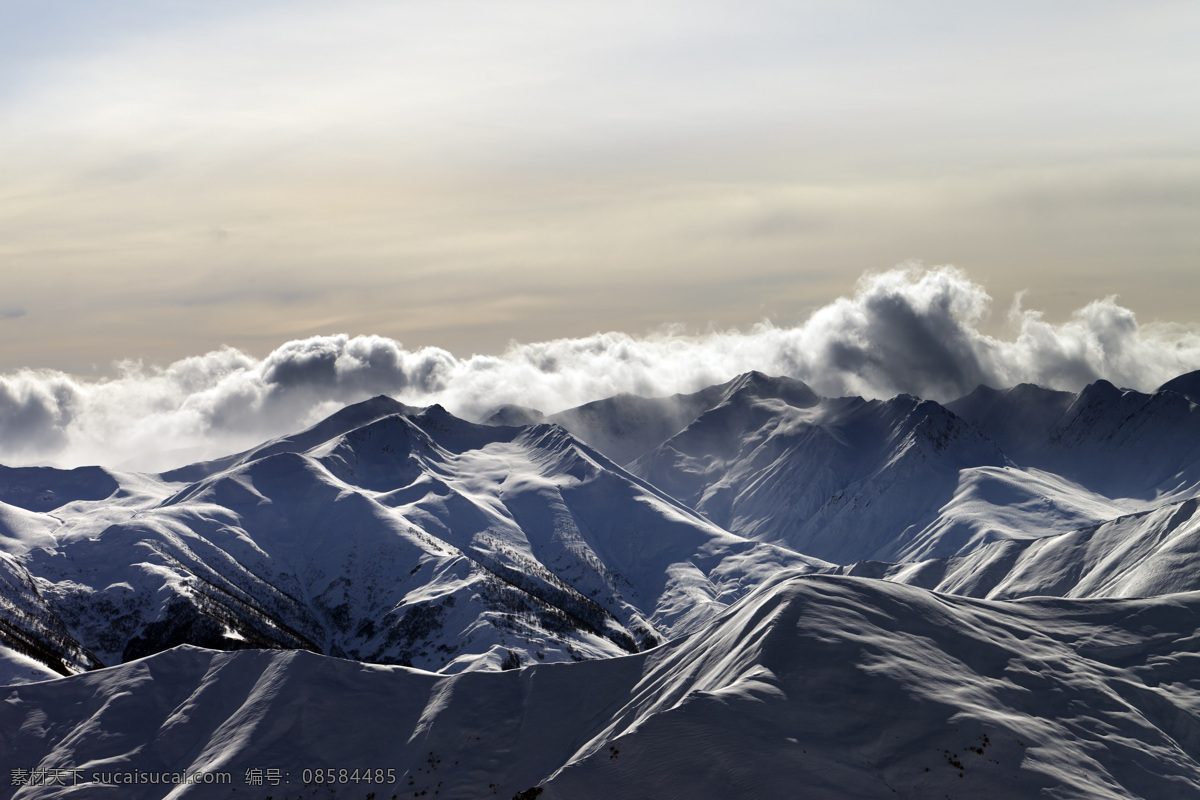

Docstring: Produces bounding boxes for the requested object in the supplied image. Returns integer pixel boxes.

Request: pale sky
[1,0,1197,375]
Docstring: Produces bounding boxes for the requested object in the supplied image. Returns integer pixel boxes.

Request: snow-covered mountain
[5,573,1200,799]
[6,372,1200,678]
[853,495,1200,600]
[0,398,823,678]
[1158,370,1200,404]
[621,372,1199,564]
[5,370,1200,799]
[627,373,1015,562]
[946,373,1200,500]
[543,381,732,466]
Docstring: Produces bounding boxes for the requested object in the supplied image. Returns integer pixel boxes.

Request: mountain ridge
[5,370,1200,798]
[0,397,825,677]
[6,573,1200,799]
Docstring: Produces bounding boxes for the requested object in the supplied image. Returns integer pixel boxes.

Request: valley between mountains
[3,370,1200,799]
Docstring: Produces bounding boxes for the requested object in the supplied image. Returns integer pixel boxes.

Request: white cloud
[2,266,1198,471]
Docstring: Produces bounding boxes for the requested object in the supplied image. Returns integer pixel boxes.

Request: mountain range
[3,369,1200,798]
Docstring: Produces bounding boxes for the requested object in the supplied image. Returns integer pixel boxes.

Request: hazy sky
[1,0,1198,375]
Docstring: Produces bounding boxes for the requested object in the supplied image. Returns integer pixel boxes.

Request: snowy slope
[159,394,421,483]
[0,399,824,676]
[948,377,1200,500]
[484,381,734,466]
[627,372,1199,564]
[0,550,100,678]
[0,465,122,514]
[866,496,1200,600]
[0,469,170,678]
[629,373,1023,562]
[0,644,60,686]
[5,574,1200,800]
[542,380,732,466]
[1158,369,1200,404]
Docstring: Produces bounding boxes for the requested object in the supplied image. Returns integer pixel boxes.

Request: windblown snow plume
[3,266,1199,470]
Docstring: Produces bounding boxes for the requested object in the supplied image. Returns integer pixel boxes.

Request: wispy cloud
[2,266,1198,471]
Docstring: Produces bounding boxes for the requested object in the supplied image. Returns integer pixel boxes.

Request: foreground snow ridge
[2,370,1200,799]
[5,576,1200,799]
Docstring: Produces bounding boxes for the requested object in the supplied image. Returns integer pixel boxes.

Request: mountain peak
[1157,370,1200,404]
[723,371,819,408]
[161,394,419,482]
[483,404,547,427]
[1086,378,1120,394]
[322,394,418,426]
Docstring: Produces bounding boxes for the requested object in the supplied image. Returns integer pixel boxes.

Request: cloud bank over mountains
[3,266,1199,471]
